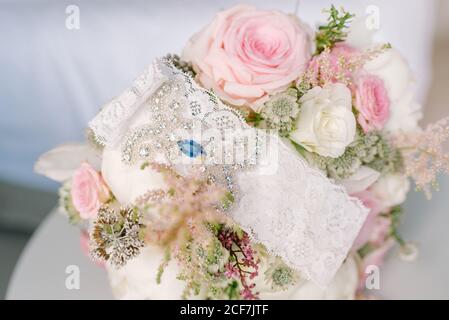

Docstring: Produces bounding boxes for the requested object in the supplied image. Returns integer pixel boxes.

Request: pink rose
[355,74,390,132]
[71,162,110,219]
[352,191,384,250]
[182,5,313,110]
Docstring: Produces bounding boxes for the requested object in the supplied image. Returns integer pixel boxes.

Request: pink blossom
[241,286,258,300]
[355,74,390,132]
[224,262,239,279]
[352,191,384,250]
[71,162,110,219]
[182,5,313,110]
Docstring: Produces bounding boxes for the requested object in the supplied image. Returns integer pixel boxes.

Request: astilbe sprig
[137,164,262,299]
[300,43,392,90]
[136,164,230,246]
[393,118,449,199]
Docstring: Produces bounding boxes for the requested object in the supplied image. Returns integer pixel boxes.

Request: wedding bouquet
[36,5,449,300]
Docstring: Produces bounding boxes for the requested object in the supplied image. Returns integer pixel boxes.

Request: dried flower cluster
[90,206,145,267]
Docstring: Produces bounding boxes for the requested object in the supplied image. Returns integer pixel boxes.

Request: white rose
[290,83,356,158]
[102,146,167,205]
[364,49,422,133]
[371,174,411,207]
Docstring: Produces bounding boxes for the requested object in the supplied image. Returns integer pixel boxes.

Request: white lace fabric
[235,139,368,286]
[89,58,368,287]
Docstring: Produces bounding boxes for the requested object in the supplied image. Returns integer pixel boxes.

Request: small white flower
[261,89,299,134]
[290,83,356,158]
[399,242,419,262]
[370,173,410,207]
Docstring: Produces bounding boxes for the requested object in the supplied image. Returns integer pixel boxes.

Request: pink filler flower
[307,43,359,86]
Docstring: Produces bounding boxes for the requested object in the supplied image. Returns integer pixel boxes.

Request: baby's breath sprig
[315,5,355,54]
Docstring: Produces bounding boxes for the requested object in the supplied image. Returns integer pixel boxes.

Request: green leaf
[315,5,355,54]
[245,111,264,127]
[290,139,307,157]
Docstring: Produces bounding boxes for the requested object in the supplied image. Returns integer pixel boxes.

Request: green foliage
[315,5,355,54]
[221,192,235,210]
[156,248,171,284]
[388,206,406,246]
[245,110,264,127]
[58,181,81,225]
[304,131,403,180]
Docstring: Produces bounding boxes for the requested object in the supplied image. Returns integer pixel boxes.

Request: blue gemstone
[177,139,205,158]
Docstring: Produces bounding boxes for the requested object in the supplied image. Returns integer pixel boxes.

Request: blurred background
[0,0,448,299]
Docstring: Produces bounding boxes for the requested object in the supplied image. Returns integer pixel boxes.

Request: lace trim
[234,138,368,286]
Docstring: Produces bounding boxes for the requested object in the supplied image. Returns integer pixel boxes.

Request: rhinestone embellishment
[177,139,205,158]
[118,60,261,206]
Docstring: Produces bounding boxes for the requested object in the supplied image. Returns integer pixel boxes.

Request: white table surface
[6,210,114,300]
[6,176,449,300]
